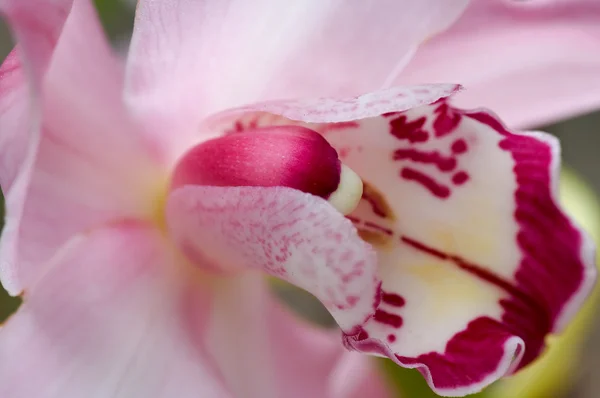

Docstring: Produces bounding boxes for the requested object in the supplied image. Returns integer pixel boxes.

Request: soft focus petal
[0,50,29,203]
[204,88,596,395]
[0,222,391,398]
[125,0,468,161]
[166,185,379,334]
[397,0,600,128]
[0,0,162,294]
[329,352,394,398]
[0,0,73,291]
[207,273,392,398]
[0,0,71,85]
[0,222,232,398]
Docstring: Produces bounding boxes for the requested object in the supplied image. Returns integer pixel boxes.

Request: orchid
[0,1,596,398]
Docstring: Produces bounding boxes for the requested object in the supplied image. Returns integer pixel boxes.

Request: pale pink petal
[0,50,29,201]
[0,0,163,294]
[0,0,73,291]
[329,352,393,398]
[206,273,392,398]
[166,185,379,334]
[199,89,595,395]
[125,0,468,161]
[0,0,71,85]
[0,222,391,398]
[397,0,600,128]
[0,222,232,398]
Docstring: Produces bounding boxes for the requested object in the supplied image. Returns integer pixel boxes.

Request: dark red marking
[433,102,461,137]
[361,191,389,218]
[320,121,360,134]
[400,168,450,199]
[452,171,469,185]
[357,329,370,341]
[381,292,406,307]
[374,309,404,328]
[389,115,429,143]
[387,334,397,343]
[343,109,588,388]
[346,296,359,306]
[451,139,468,154]
[364,222,394,236]
[346,215,360,223]
[393,148,457,172]
[400,236,548,319]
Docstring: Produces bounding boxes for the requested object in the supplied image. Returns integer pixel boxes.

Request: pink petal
[0,0,73,291]
[0,0,71,85]
[166,185,379,334]
[329,352,393,398]
[397,0,600,128]
[0,0,162,294]
[0,222,231,398]
[199,89,595,395]
[0,50,29,196]
[0,222,391,398]
[125,0,468,161]
[206,273,392,398]
[221,84,461,124]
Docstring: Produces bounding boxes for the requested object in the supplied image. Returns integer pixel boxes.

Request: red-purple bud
[171,126,342,199]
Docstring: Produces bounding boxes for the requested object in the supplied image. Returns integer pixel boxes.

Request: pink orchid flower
[0,1,596,398]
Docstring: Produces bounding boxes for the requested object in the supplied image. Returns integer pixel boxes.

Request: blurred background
[0,1,599,397]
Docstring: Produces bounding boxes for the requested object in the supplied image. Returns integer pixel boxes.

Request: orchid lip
[170,125,363,214]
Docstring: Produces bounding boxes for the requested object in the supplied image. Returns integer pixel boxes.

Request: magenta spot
[389,115,429,143]
[451,139,468,154]
[452,171,469,185]
[374,309,403,328]
[400,167,450,199]
[393,148,457,172]
[387,334,397,343]
[357,329,370,340]
[382,292,406,307]
[346,296,359,306]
